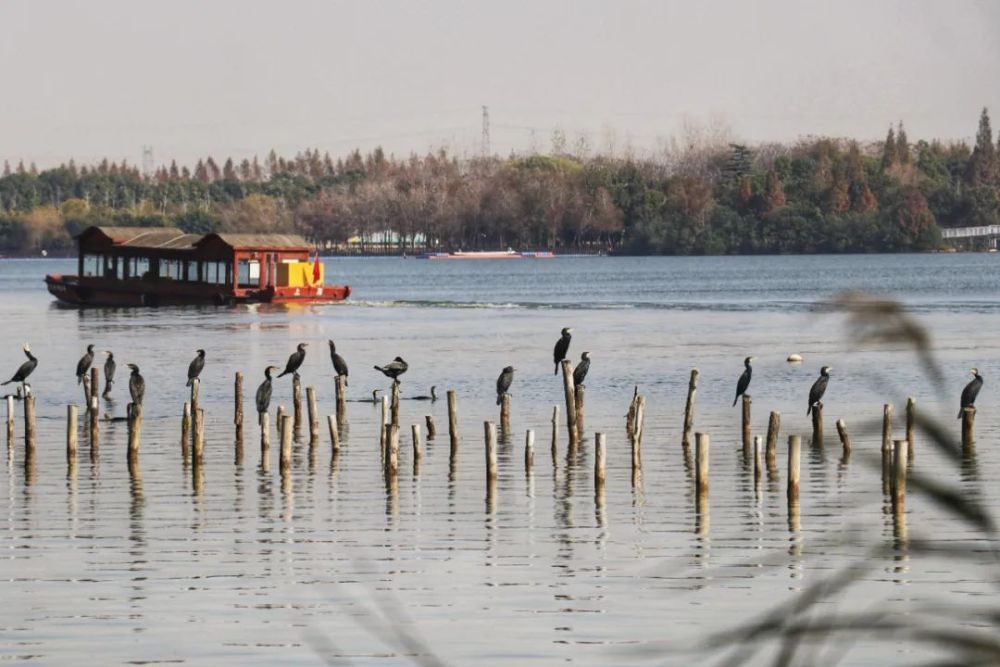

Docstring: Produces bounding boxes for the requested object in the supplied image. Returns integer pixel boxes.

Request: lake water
[0,254,997,665]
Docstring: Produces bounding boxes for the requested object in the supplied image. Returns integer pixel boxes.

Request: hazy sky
[2,0,998,168]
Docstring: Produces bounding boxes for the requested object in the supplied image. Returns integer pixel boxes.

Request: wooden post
[905,397,915,460]
[127,402,142,466]
[327,415,340,454]
[234,372,244,446]
[88,394,99,456]
[881,403,893,456]
[447,390,459,461]
[836,418,851,456]
[280,414,293,473]
[961,406,976,450]
[594,432,606,488]
[306,386,320,443]
[66,405,78,463]
[334,375,347,422]
[811,404,823,447]
[682,369,698,449]
[379,396,389,453]
[550,405,559,459]
[500,393,512,434]
[631,397,644,474]
[24,393,35,454]
[741,394,752,457]
[626,387,638,439]
[787,435,801,502]
[411,423,422,461]
[390,382,400,427]
[425,414,436,439]
[292,374,303,438]
[385,423,399,478]
[524,429,534,472]
[892,439,908,511]
[574,384,585,442]
[90,367,99,412]
[752,434,762,488]
[193,408,205,466]
[484,421,497,483]
[765,411,780,471]
[695,432,709,498]
[259,412,270,471]
[190,379,200,454]
[82,373,92,409]
[191,403,202,463]
[181,401,192,461]
[560,360,579,450]
[6,395,14,449]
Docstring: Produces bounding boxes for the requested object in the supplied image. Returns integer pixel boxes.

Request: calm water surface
[0,254,997,665]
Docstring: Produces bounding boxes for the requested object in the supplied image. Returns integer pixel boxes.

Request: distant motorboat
[419,250,554,260]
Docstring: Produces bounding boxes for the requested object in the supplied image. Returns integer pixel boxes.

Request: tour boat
[419,250,555,260]
[45,226,351,307]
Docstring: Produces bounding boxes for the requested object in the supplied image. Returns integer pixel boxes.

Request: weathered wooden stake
[574,385,585,442]
[82,373,92,409]
[88,394,99,456]
[787,435,801,502]
[881,403,893,456]
[752,434,762,488]
[892,438,908,511]
[695,432,709,498]
[594,432,606,488]
[234,372,244,446]
[379,395,389,453]
[390,382,401,427]
[306,386,320,444]
[327,414,340,454]
[193,408,205,466]
[127,402,143,466]
[683,369,698,449]
[560,360,579,450]
[524,429,534,472]
[334,375,347,422]
[411,423,422,461]
[811,404,823,446]
[484,421,497,483]
[961,406,976,450]
[836,418,851,456]
[280,414,293,473]
[385,423,399,477]
[6,395,14,449]
[500,393,512,433]
[292,374,303,438]
[765,411,780,471]
[181,401,192,461]
[90,367,99,408]
[66,405,78,463]
[631,397,645,474]
[905,397,915,460]
[259,412,271,470]
[24,393,36,454]
[447,390,459,461]
[550,405,559,459]
[425,414,436,439]
[741,394,752,457]
[626,386,638,438]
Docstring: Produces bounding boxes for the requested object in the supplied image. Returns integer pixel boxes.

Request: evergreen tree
[763,170,786,212]
[968,107,996,185]
[896,121,910,165]
[2,161,10,177]
[169,160,180,180]
[881,126,897,170]
[223,157,236,180]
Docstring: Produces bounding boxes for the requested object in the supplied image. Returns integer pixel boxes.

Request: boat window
[114,257,125,280]
[161,259,183,281]
[83,254,101,277]
[203,261,230,285]
[185,261,199,282]
[128,256,151,280]
[237,260,260,288]
[103,256,117,279]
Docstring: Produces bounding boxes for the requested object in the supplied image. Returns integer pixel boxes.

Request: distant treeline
[3,109,1000,256]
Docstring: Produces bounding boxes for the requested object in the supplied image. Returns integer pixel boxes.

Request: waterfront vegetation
[2,109,1000,256]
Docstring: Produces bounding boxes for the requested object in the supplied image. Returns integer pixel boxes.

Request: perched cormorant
[496,367,515,405]
[255,365,280,415]
[409,386,437,401]
[553,327,573,375]
[76,344,95,385]
[807,366,831,416]
[187,349,206,387]
[2,343,38,393]
[958,368,983,419]
[328,340,349,386]
[374,357,409,382]
[733,356,754,407]
[127,363,145,405]
[103,351,116,396]
[278,343,308,378]
[573,352,591,386]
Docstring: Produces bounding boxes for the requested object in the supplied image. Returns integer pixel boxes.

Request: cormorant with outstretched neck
[127,364,145,405]
[2,343,38,393]
[733,356,754,407]
[553,327,573,375]
[807,366,831,416]
[278,343,308,378]
[374,357,408,382]
[76,344,95,384]
[187,349,206,386]
[496,366,514,405]
[573,352,591,386]
[958,368,983,419]
[328,340,349,386]
[256,365,280,416]
[410,386,437,401]
[103,351,116,396]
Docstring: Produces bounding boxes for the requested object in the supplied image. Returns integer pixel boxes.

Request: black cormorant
[328,340,349,386]
[2,343,38,393]
[409,386,437,401]
[127,363,145,405]
[255,365,280,415]
[103,351,115,396]
[374,357,409,382]
[187,349,206,386]
[733,356,754,407]
[807,366,831,416]
[573,352,591,386]
[958,368,983,419]
[278,343,308,378]
[76,344,95,384]
[553,327,573,375]
[496,367,514,405]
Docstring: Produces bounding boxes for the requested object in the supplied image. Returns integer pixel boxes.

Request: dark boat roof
[79,226,311,251]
